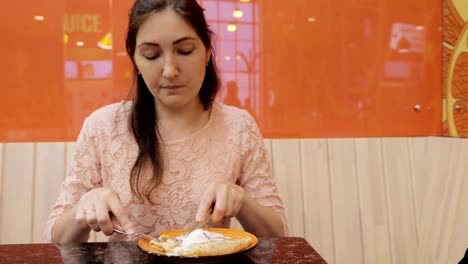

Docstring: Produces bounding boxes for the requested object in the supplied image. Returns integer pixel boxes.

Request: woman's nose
[162,56,179,79]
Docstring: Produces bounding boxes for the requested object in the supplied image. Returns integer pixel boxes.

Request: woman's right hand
[74,187,135,236]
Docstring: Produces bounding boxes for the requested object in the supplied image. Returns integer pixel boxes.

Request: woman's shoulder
[213,101,258,130]
[213,101,252,123]
[208,101,262,145]
[84,100,132,134]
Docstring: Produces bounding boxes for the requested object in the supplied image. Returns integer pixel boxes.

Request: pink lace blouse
[44,101,287,242]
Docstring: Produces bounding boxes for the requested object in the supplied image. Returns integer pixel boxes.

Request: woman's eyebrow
[137,36,197,48]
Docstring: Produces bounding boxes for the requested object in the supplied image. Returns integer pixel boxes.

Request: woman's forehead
[136,9,199,45]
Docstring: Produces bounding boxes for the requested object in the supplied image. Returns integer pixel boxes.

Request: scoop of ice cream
[174,229,227,253]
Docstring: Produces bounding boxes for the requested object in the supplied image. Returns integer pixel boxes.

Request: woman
[46,0,287,243]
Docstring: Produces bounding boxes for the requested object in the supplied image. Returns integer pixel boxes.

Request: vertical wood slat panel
[447,138,468,263]
[355,138,392,264]
[300,139,335,264]
[0,143,35,244]
[416,137,453,264]
[417,138,467,264]
[327,139,363,264]
[1,137,467,264]
[407,136,427,247]
[381,138,418,264]
[271,139,305,237]
[436,138,467,264]
[32,143,66,243]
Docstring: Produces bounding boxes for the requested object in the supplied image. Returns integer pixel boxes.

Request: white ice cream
[173,229,227,254]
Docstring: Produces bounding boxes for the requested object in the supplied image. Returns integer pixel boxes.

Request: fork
[113,228,157,240]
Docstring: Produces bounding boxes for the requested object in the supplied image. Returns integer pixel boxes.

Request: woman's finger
[224,188,234,218]
[85,208,100,232]
[75,207,88,229]
[212,185,228,223]
[232,188,244,216]
[107,196,134,234]
[110,214,123,230]
[196,184,217,222]
[95,203,113,236]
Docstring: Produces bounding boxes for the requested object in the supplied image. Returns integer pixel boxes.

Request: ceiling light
[227,24,237,32]
[233,8,243,18]
[33,16,45,21]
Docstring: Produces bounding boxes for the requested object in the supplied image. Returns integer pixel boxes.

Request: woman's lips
[162,85,184,95]
[162,85,183,89]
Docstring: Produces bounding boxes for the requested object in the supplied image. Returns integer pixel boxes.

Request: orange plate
[137,228,258,263]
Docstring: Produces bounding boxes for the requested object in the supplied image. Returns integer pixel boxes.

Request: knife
[176,213,213,240]
[185,217,211,233]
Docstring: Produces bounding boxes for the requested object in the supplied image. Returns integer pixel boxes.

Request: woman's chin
[156,97,199,110]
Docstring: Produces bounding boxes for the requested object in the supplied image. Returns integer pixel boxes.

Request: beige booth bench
[0,137,467,264]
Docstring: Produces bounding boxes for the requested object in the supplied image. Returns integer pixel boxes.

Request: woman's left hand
[196,182,246,223]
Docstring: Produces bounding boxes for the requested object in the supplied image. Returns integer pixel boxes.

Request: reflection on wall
[442,0,468,137]
[199,0,259,117]
[258,0,441,137]
[64,0,114,137]
[0,1,65,141]
[0,0,443,142]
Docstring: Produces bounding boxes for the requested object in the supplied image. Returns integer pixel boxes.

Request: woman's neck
[155,99,211,141]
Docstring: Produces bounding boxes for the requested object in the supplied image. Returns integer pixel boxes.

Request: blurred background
[2,0,465,141]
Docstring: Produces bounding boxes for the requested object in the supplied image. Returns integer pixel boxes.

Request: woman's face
[133,9,210,109]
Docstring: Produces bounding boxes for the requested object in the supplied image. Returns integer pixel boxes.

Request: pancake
[149,229,252,257]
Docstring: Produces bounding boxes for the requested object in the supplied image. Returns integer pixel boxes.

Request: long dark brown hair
[125,0,220,203]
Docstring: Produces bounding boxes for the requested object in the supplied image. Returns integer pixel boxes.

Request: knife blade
[176,213,213,241]
[185,214,211,233]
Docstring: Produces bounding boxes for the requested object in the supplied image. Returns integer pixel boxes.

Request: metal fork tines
[113,228,157,240]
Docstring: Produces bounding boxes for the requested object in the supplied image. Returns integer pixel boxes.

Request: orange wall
[259,0,442,137]
[0,0,442,142]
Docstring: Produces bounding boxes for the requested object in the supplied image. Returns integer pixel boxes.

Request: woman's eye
[144,54,160,60]
[178,49,193,55]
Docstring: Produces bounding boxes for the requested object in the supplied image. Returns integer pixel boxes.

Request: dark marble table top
[0,237,327,264]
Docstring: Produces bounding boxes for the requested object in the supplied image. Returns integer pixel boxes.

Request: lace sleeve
[237,111,288,236]
[43,117,103,242]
